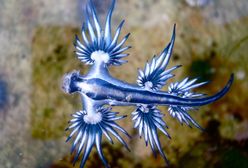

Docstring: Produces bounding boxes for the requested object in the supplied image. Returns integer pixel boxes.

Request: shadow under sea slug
[61,0,234,167]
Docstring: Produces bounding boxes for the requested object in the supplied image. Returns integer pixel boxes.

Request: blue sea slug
[61,0,233,167]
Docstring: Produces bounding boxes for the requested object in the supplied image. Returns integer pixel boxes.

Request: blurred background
[0,0,248,167]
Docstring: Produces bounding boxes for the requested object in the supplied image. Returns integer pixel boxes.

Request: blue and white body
[61,0,233,167]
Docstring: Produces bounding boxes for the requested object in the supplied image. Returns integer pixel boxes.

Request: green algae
[31,26,83,139]
[189,59,213,82]
[222,148,248,168]
[177,119,248,168]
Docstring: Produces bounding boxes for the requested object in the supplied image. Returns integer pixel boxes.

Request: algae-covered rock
[31,26,83,139]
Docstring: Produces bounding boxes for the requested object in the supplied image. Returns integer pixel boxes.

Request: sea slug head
[61,70,84,94]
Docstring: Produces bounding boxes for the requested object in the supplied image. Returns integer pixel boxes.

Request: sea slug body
[61,0,233,167]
